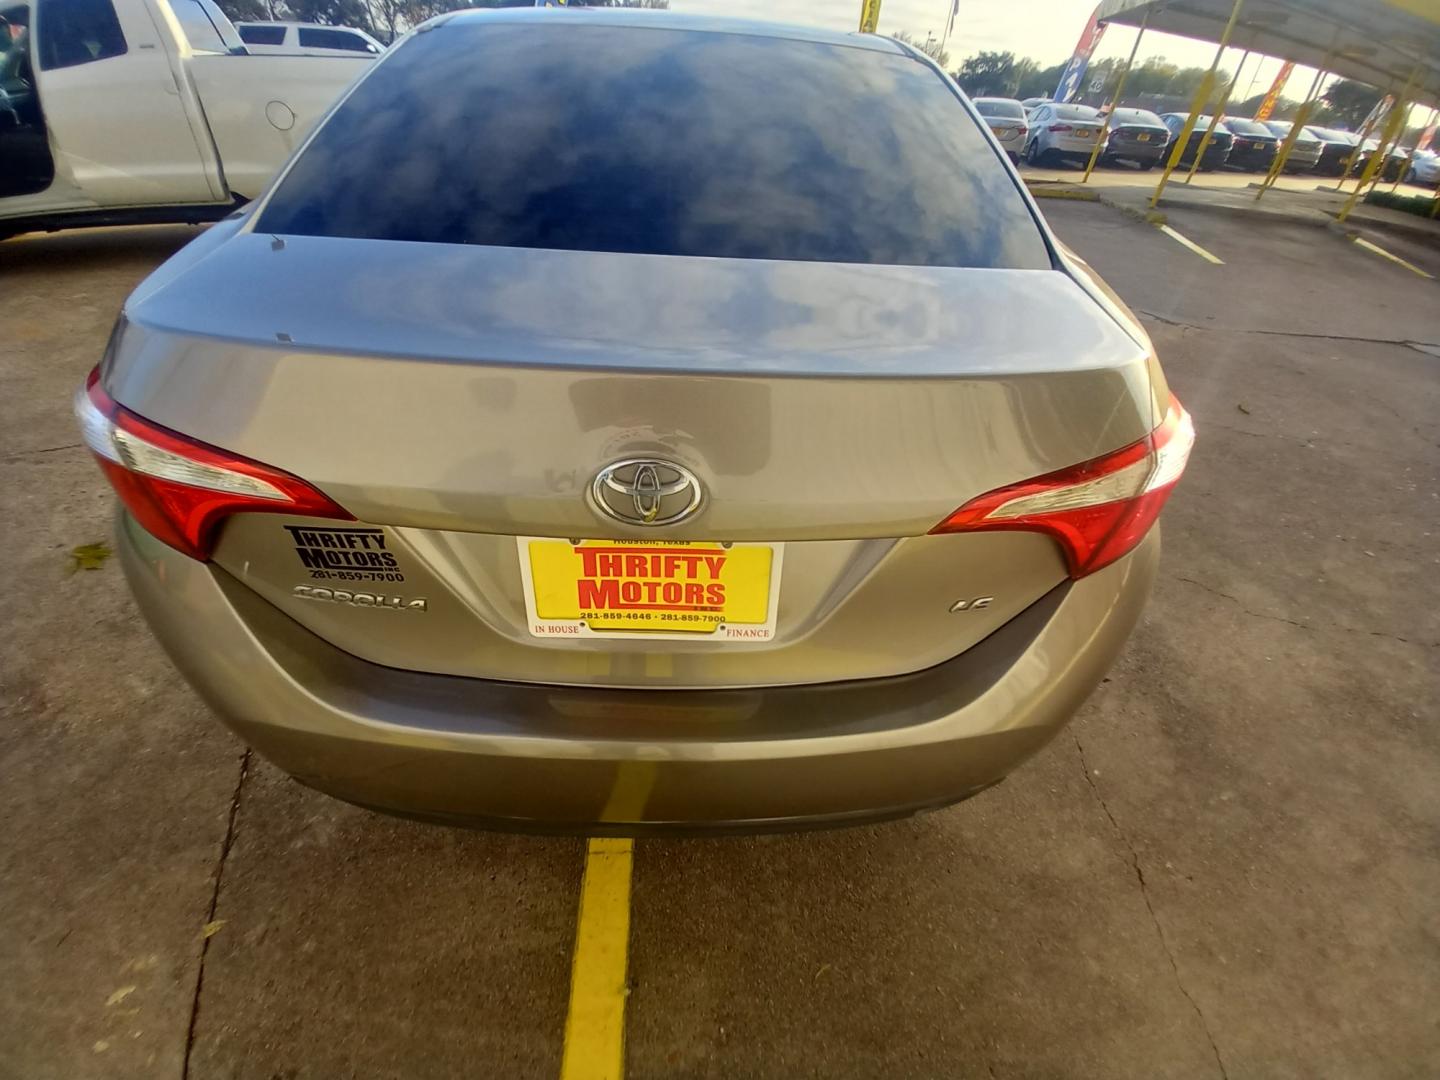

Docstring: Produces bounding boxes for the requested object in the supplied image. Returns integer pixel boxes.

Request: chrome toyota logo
[591,458,703,526]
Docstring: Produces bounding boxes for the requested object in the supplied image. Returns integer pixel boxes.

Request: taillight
[76,367,353,560]
[1049,123,1073,132]
[930,395,1194,579]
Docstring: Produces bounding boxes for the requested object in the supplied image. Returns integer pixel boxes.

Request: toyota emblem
[591,458,703,527]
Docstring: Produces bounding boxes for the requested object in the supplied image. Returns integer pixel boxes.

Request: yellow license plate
[1136,132,1151,142]
[1075,128,1093,138]
[519,538,782,641]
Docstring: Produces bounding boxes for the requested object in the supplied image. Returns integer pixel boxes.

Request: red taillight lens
[1049,123,1074,132]
[76,368,352,560]
[930,395,1195,579]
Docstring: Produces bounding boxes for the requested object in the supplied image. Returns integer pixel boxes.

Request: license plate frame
[518,538,784,643]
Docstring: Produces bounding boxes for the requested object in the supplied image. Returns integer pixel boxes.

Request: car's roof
[238,20,367,29]
[436,8,908,55]
[974,96,1023,104]
[1110,107,1163,122]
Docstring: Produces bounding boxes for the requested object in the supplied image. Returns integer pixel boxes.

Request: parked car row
[981,96,1430,183]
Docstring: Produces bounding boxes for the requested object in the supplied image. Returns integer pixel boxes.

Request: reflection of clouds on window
[261,23,1049,270]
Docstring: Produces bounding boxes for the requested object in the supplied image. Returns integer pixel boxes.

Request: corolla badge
[591,458,703,526]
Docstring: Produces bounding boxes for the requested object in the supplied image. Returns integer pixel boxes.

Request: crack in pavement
[1072,731,1230,1080]
[1173,575,1435,648]
[182,748,252,1080]
[1136,309,1440,353]
[2,442,83,462]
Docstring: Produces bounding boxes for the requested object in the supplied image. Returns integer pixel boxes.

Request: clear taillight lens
[76,367,352,560]
[931,394,1195,578]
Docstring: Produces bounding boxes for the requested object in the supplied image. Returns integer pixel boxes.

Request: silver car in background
[1024,102,1105,166]
[973,96,1029,162]
[76,11,1193,833]
[1260,119,1323,172]
[1406,148,1440,187]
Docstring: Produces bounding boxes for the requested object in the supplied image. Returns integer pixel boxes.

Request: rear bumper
[1050,136,1101,157]
[1225,147,1276,170]
[1104,143,1166,164]
[118,513,1159,834]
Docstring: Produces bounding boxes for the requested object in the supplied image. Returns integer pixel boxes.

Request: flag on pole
[1418,114,1439,153]
[945,0,959,43]
[1252,61,1294,121]
[1357,94,1394,137]
[1053,7,1107,104]
[858,0,883,34]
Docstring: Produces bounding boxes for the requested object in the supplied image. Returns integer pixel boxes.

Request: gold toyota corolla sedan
[75,9,1193,833]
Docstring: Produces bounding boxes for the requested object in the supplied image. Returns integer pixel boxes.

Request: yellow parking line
[1351,236,1435,279]
[1155,224,1224,264]
[560,837,635,1080]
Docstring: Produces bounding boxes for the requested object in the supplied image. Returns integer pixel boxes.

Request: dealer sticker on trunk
[518,538,782,642]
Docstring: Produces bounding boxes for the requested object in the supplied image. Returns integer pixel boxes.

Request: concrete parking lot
[2,196,1438,1079]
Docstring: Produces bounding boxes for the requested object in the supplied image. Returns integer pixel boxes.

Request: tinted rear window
[238,23,285,45]
[975,99,1024,119]
[297,26,371,50]
[1222,117,1270,136]
[1053,104,1099,121]
[258,22,1050,269]
[1111,108,1163,126]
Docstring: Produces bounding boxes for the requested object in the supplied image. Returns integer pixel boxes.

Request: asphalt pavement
[2,196,1437,1079]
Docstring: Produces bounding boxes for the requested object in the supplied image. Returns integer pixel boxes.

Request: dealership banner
[858,0,882,33]
[1252,61,1294,121]
[1053,6,1107,103]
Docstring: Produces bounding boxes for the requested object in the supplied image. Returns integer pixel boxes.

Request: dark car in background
[1099,107,1169,170]
[1305,126,1360,176]
[1260,120,1323,172]
[1218,116,1279,172]
[1160,113,1233,170]
[1352,137,1409,182]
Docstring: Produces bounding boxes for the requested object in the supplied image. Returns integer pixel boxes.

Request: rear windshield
[258,22,1050,269]
[975,99,1024,119]
[1053,104,1100,121]
[1221,117,1270,136]
[1110,108,1163,126]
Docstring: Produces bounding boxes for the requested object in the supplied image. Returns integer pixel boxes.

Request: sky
[664,0,1432,125]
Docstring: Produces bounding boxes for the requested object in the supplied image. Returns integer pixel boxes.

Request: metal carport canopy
[1094,0,1440,107]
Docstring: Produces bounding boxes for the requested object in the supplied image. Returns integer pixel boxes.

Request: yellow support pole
[1363,103,1408,198]
[1082,14,1149,184]
[1255,59,1331,199]
[1337,97,1410,222]
[1391,106,1437,191]
[1356,68,1420,202]
[1337,86,1394,189]
[1186,47,1251,182]
[1149,0,1245,208]
[857,0,881,33]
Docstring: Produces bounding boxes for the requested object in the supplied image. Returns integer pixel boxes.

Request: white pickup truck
[0,0,369,239]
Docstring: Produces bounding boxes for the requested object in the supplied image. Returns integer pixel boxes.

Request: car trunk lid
[105,233,1158,687]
